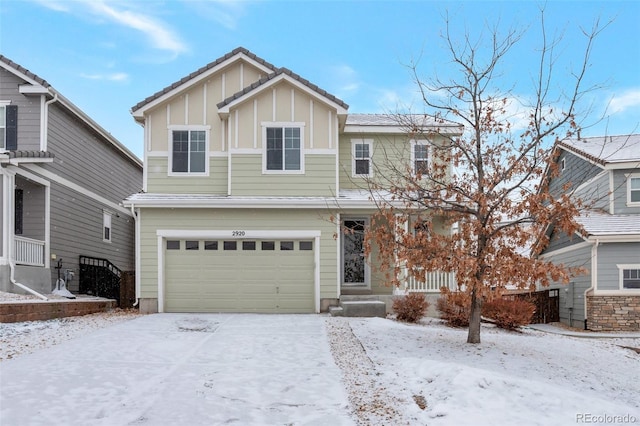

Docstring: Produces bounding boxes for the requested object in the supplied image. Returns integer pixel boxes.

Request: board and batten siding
[597,242,640,291]
[145,156,228,194]
[550,151,603,198]
[138,208,338,301]
[0,68,43,151]
[544,243,592,327]
[230,154,336,196]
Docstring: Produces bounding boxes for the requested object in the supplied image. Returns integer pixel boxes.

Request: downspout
[42,93,59,151]
[9,261,48,300]
[584,238,599,330]
[130,203,139,307]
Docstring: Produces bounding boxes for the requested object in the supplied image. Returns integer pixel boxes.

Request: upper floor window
[411,140,430,176]
[263,123,304,174]
[352,139,372,177]
[170,127,208,175]
[628,174,640,205]
[618,265,640,290]
[0,103,18,151]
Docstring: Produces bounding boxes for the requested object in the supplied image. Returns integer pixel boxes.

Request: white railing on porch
[14,236,45,267]
[405,270,457,293]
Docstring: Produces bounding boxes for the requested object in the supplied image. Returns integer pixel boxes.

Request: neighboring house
[0,56,142,297]
[540,134,640,331]
[123,47,460,314]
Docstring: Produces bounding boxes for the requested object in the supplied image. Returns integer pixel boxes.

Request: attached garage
[162,235,317,313]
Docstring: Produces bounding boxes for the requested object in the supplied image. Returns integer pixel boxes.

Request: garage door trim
[156,229,321,313]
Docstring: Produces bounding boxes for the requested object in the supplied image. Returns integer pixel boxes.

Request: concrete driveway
[0,314,355,426]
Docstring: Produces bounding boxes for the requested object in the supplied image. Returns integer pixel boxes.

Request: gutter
[43,93,59,151]
[9,260,48,300]
[130,203,139,308]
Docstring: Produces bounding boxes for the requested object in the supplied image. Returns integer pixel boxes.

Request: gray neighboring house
[0,56,142,297]
[540,134,640,331]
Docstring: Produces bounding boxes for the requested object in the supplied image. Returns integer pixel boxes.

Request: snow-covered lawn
[331,317,640,426]
[1,309,639,426]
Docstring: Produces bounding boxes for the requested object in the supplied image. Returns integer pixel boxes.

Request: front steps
[329,300,387,318]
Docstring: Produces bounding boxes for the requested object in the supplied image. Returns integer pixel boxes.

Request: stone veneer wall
[587,295,640,331]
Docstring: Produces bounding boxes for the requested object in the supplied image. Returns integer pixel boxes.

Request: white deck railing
[14,236,45,267]
[405,270,457,293]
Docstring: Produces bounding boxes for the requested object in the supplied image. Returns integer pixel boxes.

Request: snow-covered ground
[1,300,639,425]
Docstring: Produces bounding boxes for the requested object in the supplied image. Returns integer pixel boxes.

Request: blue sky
[1,0,638,159]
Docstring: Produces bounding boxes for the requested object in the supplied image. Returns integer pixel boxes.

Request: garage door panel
[165,238,315,313]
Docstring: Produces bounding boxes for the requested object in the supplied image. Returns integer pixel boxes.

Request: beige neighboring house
[124,47,460,314]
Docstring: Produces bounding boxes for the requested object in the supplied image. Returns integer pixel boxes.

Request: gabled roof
[131,47,277,117]
[558,134,640,169]
[577,210,640,239]
[0,55,141,167]
[216,67,348,116]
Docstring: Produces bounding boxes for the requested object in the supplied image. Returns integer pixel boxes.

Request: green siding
[146,157,227,194]
[231,154,336,196]
[138,208,338,301]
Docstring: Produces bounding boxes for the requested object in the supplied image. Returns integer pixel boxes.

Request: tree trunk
[467,290,482,344]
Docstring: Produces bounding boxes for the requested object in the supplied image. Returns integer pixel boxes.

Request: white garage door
[164,238,315,313]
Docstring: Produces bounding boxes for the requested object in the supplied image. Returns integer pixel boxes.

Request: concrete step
[328,306,344,317]
[339,300,386,318]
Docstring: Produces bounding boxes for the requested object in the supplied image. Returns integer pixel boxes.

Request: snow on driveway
[0,314,354,426]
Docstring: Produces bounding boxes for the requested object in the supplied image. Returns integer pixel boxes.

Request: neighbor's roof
[131,47,277,113]
[345,113,462,132]
[577,210,640,237]
[558,134,640,166]
[0,55,141,167]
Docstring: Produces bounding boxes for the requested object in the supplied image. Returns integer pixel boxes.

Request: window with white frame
[411,140,430,175]
[263,124,303,173]
[103,212,112,243]
[170,128,207,174]
[628,174,640,205]
[352,139,372,177]
[618,265,640,289]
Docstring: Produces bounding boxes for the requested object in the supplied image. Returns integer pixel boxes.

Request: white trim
[253,99,258,149]
[538,240,591,259]
[131,53,273,118]
[134,207,141,301]
[593,290,640,296]
[229,148,261,154]
[336,213,341,298]
[306,149,337,155]
[261,122,306,175]
[221,118,226,152]
[617,263,640,291]
[586,235,640,243]
[209,151,227,157]
[1,169,13,266]
[203,84,207,125]
[147,151,169,157]
[103,211,112,243]
[328,110,332,149]
[351,139,373,178]
[234,110,239,149]
[0,60,46,87]
[167,125,211,177]
[340,217,371,289]
[410,139,431,175]
[21,164,132,217]
[39,95,46,151]
[309,100,314,149]
[290,88,295,122]
[626,173,640,207]
[155,229,322,313]
[228,148,232,196]
[184,93,189,123]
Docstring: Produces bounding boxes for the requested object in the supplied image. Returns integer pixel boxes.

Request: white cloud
[30,0,69,12]
[609,88,640,114]
[182,0,247,30]
[80,72,129,82]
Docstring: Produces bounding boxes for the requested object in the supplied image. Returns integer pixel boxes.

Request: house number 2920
[232,231,246,237]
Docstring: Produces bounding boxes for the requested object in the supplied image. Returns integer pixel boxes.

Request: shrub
[393,292,429,323]
[436,289,470,327]
[482,297,535,330]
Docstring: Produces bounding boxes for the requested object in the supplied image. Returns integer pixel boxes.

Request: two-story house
[0,56,142,299]
[540,134,640,331]
[124,47,460,314]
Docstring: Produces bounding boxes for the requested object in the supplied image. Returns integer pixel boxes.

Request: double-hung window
[263,124,304,173]
[170,127,208,174]
[411,140,430,176]
[628,174,640,205]
[352,139,372,177]
[618,265,640,290]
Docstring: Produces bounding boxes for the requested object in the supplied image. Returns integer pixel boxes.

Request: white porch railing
[14,236,45,267]
[405,270,457,293]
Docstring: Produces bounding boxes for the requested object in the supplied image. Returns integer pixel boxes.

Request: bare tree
[364,10,609,343]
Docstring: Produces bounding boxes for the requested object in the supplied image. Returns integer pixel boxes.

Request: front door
[342,219,368,287]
